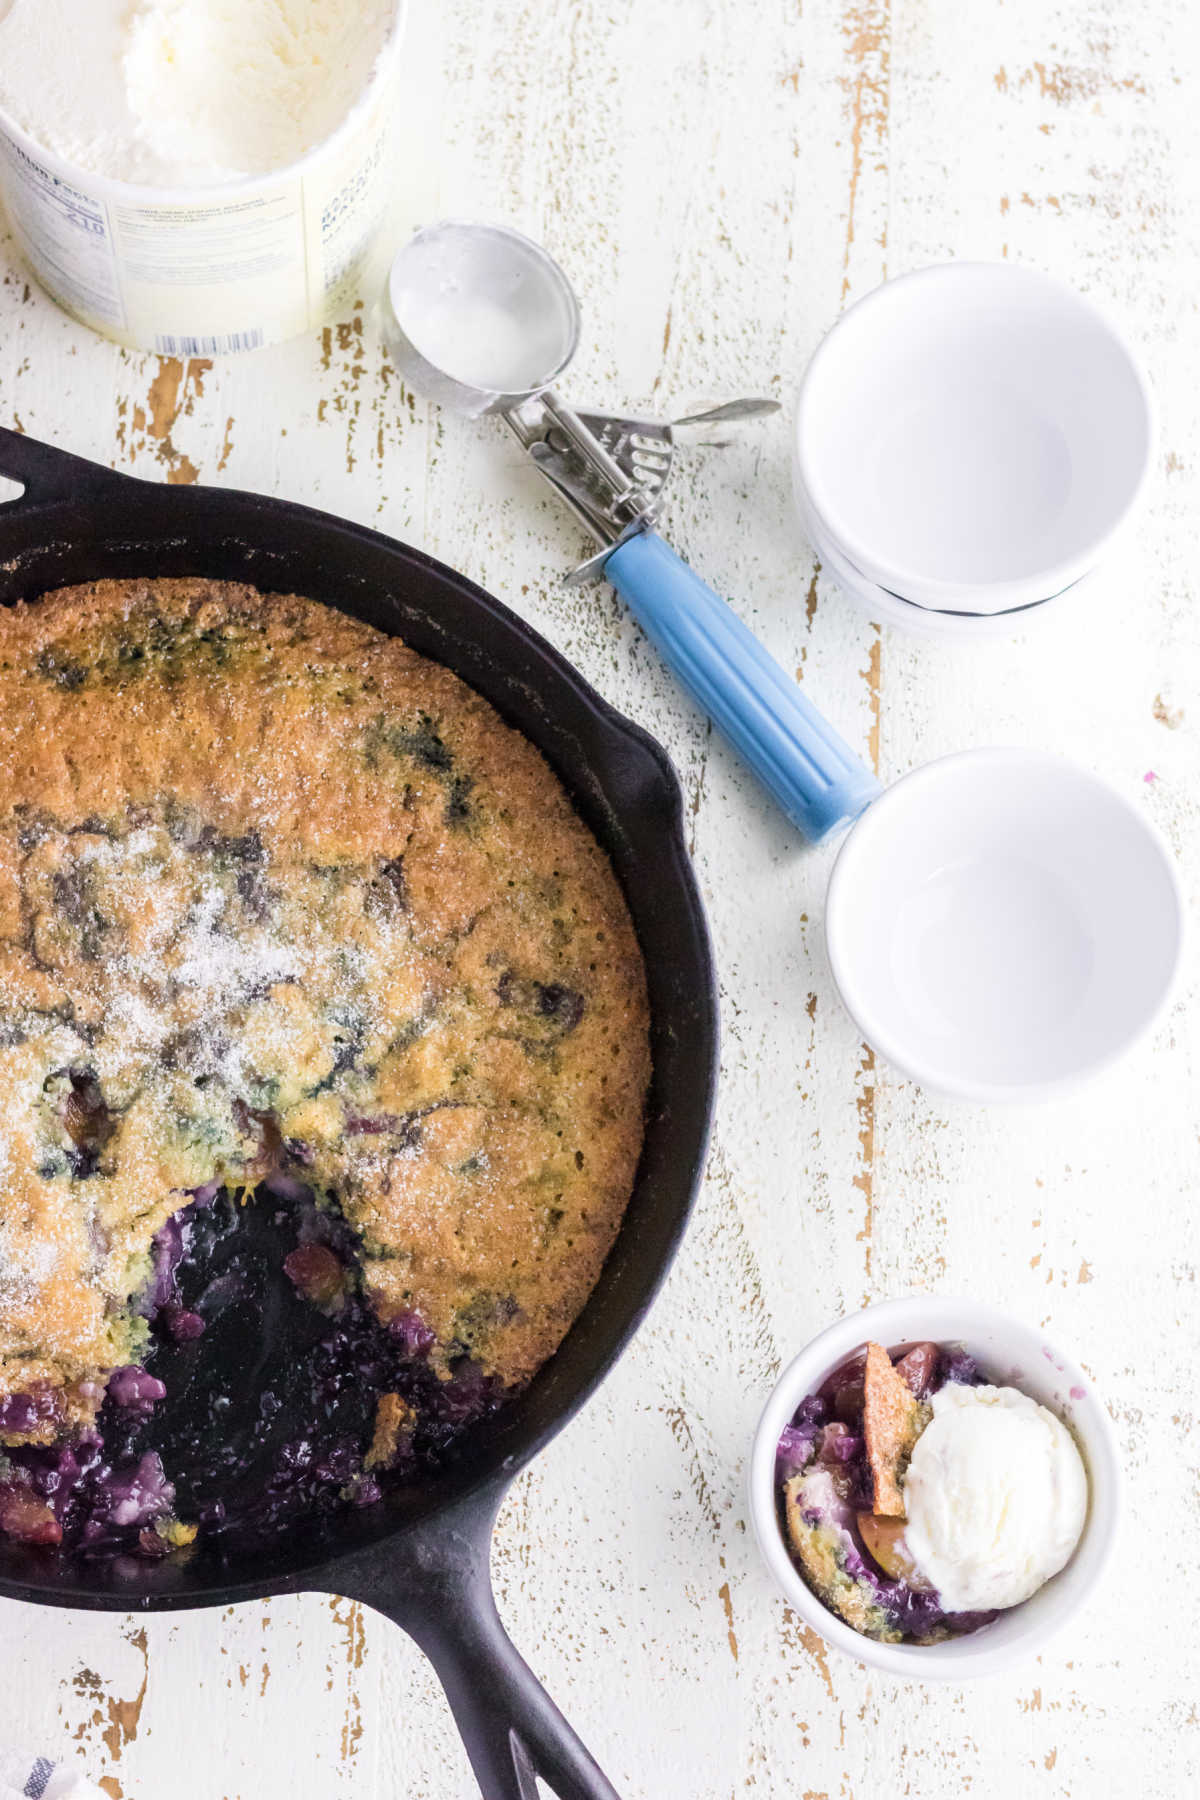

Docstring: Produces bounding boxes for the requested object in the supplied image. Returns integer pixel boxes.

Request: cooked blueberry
[403,721,453,771]
[378,855,407,905]
[496,971,585,1033]
[0,1388,60,1434]
[536,982,584,1028]
[445,775,474,825]
[938,1346,983,1386]
[106,1367,167,1412]
[159,1306,206,1342]
[36,649,88,690]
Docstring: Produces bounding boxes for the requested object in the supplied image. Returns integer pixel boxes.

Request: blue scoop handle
[603,530,881,842]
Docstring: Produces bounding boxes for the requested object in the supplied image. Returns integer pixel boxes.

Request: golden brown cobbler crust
[0,578,649,1440]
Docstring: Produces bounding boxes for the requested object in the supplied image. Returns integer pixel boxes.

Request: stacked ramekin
[793,264,1155,639]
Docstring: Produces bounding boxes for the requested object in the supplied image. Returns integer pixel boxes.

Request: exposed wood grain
[1,0,1198,1795]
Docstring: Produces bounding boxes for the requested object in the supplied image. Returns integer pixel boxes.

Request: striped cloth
[0,1754,105,1799]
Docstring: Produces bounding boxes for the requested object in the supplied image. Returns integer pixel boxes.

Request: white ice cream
[903,1383,1088,1613]
[0,0,396,187]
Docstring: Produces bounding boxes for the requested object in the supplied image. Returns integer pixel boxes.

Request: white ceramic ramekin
[794,468,1096,641]
[822,748,1186,1104]
[749,1296,1122,1680]
[794,262,1154,623]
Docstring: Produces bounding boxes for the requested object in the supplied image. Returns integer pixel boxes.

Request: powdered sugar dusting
[0,1220,60,1323]
[170,882,302,1001]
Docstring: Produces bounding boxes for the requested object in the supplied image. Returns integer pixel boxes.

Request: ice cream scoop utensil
[382,219,881,842]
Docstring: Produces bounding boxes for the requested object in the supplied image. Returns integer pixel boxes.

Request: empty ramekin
[823,748,1185,1103]
[794,262,1154,629]
[749,1295,1122,1680]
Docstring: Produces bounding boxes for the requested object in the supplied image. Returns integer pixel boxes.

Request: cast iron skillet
[0,427,718,1800]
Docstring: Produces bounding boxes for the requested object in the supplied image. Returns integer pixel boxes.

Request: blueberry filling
[0,1183,501,1558]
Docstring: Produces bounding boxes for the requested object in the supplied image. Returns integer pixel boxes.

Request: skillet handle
[328,1485,621,1800]
[0,425,133,505]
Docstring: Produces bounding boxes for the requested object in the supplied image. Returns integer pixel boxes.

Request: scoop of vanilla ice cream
[902,1383,1088,1613]
[124,0,396,183]
[0,1,395,188]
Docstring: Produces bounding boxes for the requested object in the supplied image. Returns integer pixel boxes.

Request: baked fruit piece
[0,579,650,1543]
[862,1341,924,1516]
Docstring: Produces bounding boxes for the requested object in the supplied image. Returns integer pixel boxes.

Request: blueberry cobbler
[777,1341,1088,1644]
[0,579,649,1556]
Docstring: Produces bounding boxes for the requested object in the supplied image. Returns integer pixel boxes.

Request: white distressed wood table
[2,2,1197,1795]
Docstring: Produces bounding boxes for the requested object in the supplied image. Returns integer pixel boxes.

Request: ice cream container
[748,1296,1122,1681]
[0,0,407,354]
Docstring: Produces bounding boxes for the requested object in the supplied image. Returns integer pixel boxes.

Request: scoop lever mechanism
[504,391,780,584]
